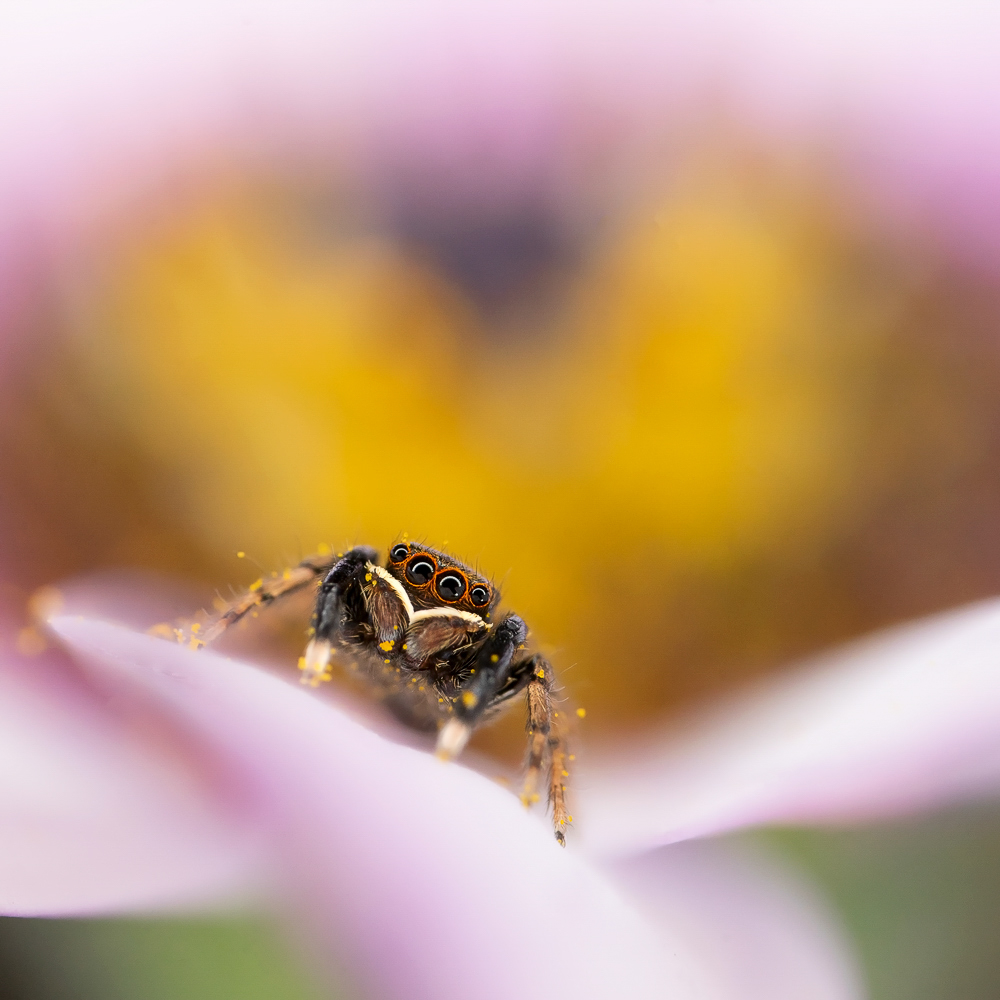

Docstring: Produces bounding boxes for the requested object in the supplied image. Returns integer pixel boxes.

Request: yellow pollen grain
[461,691,478,708]
[378,639,394,651]
[536,668,544,679]
[384,658,391,664]
[297,656,306,670]
[190,623,201,633]
[490,654,499,663]
[283,569,292,580]
[561,770,569,777]
[365,573,372,582]
[317,542,331,556]
[576,708,586,718]
[568,755,576,761]
[236,551,246,558]
[249,578,263,591]
[402,643,408,650]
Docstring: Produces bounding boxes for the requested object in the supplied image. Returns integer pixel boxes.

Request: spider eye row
[388,545,491,607]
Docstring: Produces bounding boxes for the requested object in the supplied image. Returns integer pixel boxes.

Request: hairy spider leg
[435,613,529,758]
[526,670,570,846]
[434,621,570,844]
[173,551,337,648]
[302,546,379,685]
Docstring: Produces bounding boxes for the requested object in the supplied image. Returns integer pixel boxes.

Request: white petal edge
[52,617,705,1000]
[580,598,1000,857]
[0,655,259,916]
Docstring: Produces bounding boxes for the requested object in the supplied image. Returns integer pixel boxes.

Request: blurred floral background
[4,2,1000,997]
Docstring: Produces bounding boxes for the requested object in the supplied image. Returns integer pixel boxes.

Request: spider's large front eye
[435,572,466,602]
[469,584,490,607]
[405,556,436,585]
[390,544,409,562]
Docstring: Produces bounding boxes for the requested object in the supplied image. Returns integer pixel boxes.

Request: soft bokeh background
[4,3,1000,997]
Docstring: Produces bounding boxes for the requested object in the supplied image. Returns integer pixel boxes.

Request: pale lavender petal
[4,0,1000,351]
[0,654,259,916]
[581,599,1000,857]
[613,840,864,1000]
[53,616,741,1000]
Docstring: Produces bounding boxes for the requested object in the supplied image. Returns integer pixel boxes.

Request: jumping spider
[177,540,571,844]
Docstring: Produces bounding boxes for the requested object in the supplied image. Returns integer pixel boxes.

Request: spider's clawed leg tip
[555,831,566,847]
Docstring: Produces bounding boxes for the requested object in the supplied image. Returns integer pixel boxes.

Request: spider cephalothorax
[176,538,571,843]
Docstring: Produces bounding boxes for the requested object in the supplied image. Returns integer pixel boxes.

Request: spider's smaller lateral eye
[469,585,490,607]
[406,557,436,585]
[390,544,409,562]
[435,572,466,602]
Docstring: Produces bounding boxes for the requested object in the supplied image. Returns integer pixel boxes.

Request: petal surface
[613,840,864,1000]
[0,652,258,916]
[52,618,691,1000]
[581,598,1000,857]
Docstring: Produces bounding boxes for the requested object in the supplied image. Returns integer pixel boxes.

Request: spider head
[385,540,499,616]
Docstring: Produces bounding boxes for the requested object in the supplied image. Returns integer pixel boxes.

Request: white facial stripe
[368,562,415,617]
[368,561,489,630]
[410,607,487,629]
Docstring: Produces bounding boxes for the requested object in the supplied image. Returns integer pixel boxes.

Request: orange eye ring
[434,569,469,603]
[389,543,409,563]
[469,584,491,607]
[405,553,437,586]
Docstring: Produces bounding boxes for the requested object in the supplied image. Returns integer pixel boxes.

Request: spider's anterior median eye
[435,572,466,602]
[390,544,409,562]
[405,557,436,585]
[469,585,490,607]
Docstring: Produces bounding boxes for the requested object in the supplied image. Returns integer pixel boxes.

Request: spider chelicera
[173,539,571,844]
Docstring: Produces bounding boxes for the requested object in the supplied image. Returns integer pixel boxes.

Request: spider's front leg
[300,546,387,685]
[435,613,529,758]
[436,617,570,844]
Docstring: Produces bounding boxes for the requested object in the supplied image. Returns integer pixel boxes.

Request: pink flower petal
[4,0,1000,349]
[0,653,258,916]
[613,840,864,1000]
[49,615,804,1000]
[581,599,1000,857]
